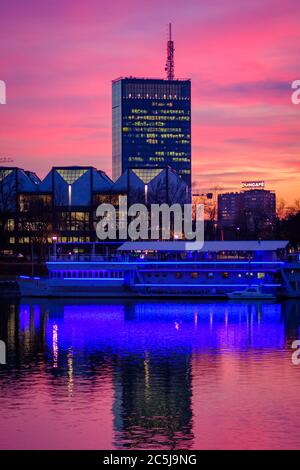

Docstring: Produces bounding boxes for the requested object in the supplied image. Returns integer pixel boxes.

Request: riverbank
[0,262,47,297]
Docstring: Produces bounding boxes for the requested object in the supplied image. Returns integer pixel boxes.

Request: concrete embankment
[0,262,47,297]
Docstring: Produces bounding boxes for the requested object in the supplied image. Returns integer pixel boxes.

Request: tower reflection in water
[0,299,300,449]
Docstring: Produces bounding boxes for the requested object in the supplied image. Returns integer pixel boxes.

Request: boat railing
[48,254,283,267]
[48,254,124,262]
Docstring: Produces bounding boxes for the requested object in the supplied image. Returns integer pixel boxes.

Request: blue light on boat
[47,261,285,265]
[136,283,281,287]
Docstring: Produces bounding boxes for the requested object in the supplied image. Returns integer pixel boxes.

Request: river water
[0,298,300,449]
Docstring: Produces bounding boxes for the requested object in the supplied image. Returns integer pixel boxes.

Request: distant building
[218,192,242,227]
[112,77,191,189]
[218,188,276,233]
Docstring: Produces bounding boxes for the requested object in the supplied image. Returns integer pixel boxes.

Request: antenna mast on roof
[165,23,174,80]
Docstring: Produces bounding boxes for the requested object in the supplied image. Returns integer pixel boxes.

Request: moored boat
[17,240,292,298]
[227,286,275,300]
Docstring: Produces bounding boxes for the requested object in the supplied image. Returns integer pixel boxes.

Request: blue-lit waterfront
[1,299,300,449]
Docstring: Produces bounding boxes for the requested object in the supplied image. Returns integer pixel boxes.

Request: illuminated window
[0,169,13,182]
[7,219,14,231]
[132,168,163,184]
[257,272,265,279]
[57,169,88,184]
[222,272,230,279]
[191,272,199,279]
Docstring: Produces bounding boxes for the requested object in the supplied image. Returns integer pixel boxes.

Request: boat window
[257,272,265,279]
[238,273,242,278]
[147,273,152,277]
[191,272,199,279]
[207,272,214,278]
[222,272,229,279]
[175,272,182,279]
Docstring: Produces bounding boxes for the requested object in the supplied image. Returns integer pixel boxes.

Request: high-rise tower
[112,25,191,189]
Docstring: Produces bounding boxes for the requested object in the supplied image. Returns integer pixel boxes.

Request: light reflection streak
[52,324,58,368]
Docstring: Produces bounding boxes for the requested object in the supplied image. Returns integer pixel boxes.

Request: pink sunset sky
[0,0,299,201]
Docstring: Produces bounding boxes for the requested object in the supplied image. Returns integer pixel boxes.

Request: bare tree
[276,198,287,220]
[287,198,300,217]
[20,197,52,260]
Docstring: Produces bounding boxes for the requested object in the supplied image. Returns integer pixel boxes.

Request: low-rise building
[0,165,188,255]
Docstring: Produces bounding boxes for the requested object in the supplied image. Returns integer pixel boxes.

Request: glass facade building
[112,77,191,188]
[0,165,188,254]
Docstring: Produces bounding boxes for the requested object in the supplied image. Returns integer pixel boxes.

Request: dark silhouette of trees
[275,210,300,248]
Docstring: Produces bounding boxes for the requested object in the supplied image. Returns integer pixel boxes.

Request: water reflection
[0,299,300,449]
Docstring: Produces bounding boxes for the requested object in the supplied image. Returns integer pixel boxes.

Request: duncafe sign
[242,181,265,189]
